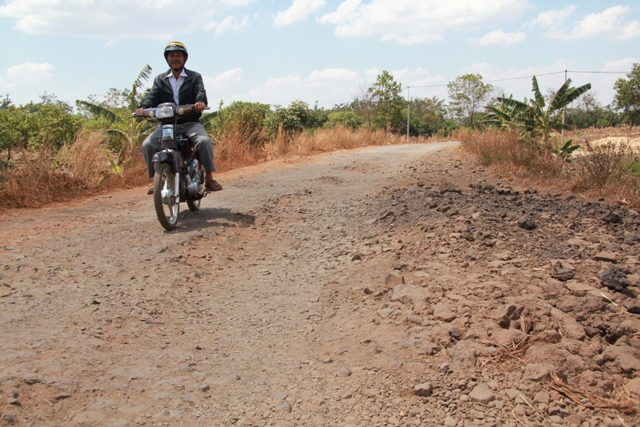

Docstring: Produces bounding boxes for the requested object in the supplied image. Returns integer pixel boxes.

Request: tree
[613,63,640,125]
[324,111,362,129]
[447,73,494,129]
[264,100,314,139]
[0,94,12,109]
[407,97,453,136]
[214,101,271,146]
[353,82,375,130]
[0,93,84,165]
[368,71,404,131]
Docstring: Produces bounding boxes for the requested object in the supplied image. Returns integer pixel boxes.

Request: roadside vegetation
[1,64,639,209]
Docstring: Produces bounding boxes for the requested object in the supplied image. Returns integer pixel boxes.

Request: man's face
[167,51,186,71]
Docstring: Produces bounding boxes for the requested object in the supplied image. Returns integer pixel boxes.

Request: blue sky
[1,0,638,110]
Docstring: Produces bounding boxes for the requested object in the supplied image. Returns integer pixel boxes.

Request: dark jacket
[140,68,208,123]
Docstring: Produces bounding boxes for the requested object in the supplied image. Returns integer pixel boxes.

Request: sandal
[206,179,223,192]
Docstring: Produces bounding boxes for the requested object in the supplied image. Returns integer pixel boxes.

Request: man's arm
[139,74,164,109]
[192,72,208,106]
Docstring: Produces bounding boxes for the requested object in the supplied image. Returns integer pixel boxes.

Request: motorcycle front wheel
[154,163,180,230]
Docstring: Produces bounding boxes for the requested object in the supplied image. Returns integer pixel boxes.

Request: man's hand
[194,102,206,112]
[135,107,144,116]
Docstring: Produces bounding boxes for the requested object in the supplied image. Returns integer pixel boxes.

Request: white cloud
[318,0,530,44]
[223,0,257,5]
[472,29,526,46]
[532,5,640,41]
[242,68,363,106]
[603,58,638,73]
[274,0,326,26]
[0,0,247,39]
[306,68,358,85]
[0,75,14,94]
[205,15,251,36]
[402,68,446,88]
[204,68,244,91]
[244,75,305,105]
[7,62,54,83]
[528,5,575,30]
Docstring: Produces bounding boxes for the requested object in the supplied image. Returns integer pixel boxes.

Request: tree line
[1,63,640,167]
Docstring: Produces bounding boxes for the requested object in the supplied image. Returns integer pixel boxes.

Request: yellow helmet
[164,41,188,60]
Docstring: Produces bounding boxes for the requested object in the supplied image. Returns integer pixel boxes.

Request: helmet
[164,41,188,60]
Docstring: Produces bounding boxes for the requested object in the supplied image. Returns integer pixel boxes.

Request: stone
[565,281,596,295]
[390,284,430,310]
[337,367,352,377]
[274,401,292,413]
[550,308,586,340]
[596,345,640,373]
[23,374,41,385]
[1,414,18,425]
[413,383,433,397]
[432,301,457,322]
[447,340,498,367]
[564,413,582,426]
[599,265,634,296]
[523,364,556,382]
[377,308,394,318]
[384,271,405,288]
[195,383,210,392]
[444,415,458,427]
[595,251,618,263]
[491,328,527,347]
[626,378,640,396]
[533,391,550,404]
[518,216,537,230]
[552,261,575,281]
[469,383,495,403]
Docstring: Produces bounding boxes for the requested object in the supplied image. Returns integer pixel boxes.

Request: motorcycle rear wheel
[154,163,180,230]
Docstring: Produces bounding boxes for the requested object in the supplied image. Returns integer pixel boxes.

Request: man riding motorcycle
[137,41,222,194]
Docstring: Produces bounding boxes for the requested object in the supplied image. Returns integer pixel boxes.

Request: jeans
[141,122,216,178]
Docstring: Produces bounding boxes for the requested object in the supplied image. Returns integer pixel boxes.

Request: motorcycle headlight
[155,105,175,119]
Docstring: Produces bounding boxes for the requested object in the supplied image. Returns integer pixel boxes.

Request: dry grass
[550,373,637,415]
[214,123,269,171]
[287,125,397,155]
[460,128,640,208]
[457,128,563,178]
[569,140,640,206]
[0,130,147,209]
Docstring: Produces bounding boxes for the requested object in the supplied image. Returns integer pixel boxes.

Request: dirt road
[2,142,640,427]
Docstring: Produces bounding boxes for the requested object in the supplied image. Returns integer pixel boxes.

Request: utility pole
[562,69,567,145]
[406,86,410,141]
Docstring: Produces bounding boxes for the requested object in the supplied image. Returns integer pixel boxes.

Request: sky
[0,0,638,111]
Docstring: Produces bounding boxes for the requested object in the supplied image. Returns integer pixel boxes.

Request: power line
[317,70,630,109]
[406,69,628,89]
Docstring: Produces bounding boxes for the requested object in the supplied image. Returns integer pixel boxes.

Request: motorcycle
[134,103,210,230]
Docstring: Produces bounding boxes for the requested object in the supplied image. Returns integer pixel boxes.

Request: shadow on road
[163,207,256,233]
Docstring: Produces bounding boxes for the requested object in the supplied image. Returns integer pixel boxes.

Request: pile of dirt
[337,148,640,426]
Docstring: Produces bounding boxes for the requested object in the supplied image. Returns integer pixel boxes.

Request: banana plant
[76,65,153,169]
[493,76,591,150]
[553,139,581,162]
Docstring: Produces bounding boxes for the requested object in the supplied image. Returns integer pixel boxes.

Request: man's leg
[180,122,222,191]
[141,126,163,178]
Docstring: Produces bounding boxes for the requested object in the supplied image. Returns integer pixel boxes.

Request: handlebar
[132,104,210,118]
